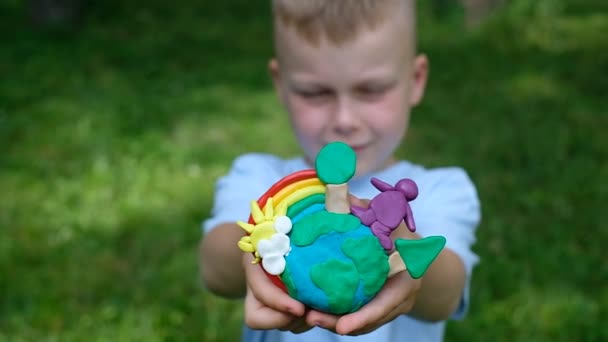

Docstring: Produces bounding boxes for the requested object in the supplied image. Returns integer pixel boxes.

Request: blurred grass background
[1,0,606,340]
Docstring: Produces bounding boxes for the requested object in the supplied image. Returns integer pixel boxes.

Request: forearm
[409,247,465,321]
[393,226,466,321]
[200,222,247,298]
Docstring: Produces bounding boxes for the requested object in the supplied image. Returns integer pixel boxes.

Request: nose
[332,97,360,135]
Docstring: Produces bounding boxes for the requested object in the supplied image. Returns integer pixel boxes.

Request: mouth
[348,144,367,153]
[323,141,368,154]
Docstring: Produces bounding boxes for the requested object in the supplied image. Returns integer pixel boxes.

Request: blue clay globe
[280,204,389,314]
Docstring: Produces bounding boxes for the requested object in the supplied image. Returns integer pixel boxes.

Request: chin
[353,163,373,178]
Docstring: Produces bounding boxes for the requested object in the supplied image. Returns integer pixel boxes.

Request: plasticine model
[237,142,447,315]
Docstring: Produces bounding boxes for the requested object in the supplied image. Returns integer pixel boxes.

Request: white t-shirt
[203,154,481,342]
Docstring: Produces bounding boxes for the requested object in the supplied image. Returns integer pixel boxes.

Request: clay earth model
[237,142,446,314]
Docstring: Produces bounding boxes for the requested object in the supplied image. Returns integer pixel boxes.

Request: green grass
[1,0,606,340]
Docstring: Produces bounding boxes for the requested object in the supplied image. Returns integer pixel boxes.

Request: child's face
[270,12,428,177]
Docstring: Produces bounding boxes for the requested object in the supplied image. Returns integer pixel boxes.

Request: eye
[354,80,396,101]
[356,85,388,99]
[293,88,334,102]
[296,89,331,98]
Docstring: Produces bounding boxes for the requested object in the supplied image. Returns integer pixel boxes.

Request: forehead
[275,13,415,78]
[272,0,414,46]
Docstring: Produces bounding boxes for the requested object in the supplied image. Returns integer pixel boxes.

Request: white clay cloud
[258,233,291,275]
[274,216,292,234]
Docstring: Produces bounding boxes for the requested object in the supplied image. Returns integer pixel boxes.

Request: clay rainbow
[248,169,326,225]
[246,169,328,292]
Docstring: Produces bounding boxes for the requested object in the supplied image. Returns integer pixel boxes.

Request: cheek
[286,98,327,135]
[367,94,409,132]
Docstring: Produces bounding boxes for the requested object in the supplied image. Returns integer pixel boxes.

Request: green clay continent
[311,259,359,314]
[315,142,356,185]
[341,237,389,297]
[395,236,446,279]
[291,211,361,246]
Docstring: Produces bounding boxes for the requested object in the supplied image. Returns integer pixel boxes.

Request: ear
[268,58,285,103]
[409,54,429,106]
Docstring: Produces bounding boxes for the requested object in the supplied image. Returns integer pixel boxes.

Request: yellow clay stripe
[277,185,326,209]
[272,178,323,205]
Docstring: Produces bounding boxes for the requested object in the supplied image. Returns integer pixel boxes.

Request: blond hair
[272,0,415,45]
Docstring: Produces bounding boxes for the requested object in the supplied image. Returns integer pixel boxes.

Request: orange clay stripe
[271,178,323,205]
[249,169,318,224]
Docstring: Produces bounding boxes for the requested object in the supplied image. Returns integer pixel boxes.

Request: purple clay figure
[351,178,418,251]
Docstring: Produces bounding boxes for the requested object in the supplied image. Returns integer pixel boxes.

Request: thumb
[348,194,369,208]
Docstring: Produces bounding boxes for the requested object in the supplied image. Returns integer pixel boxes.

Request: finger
[244,254,305,316]
[280,316,314,334]
[345,304,405,336]
[390,220,419,240]
[306,310,339,332]
[336,273,417,335]
[339,275,419,335]
[244,287,298,330]
[348,194,369,208]
[290,323,314,334]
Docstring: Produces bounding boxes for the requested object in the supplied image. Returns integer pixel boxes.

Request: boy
[201,1,480,341]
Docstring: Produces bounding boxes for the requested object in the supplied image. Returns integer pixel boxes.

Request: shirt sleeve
[413,167,481,320]
[202,154,284,234]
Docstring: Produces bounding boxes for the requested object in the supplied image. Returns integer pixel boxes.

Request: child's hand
[242,253,313,333]
[307,271,421,335]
